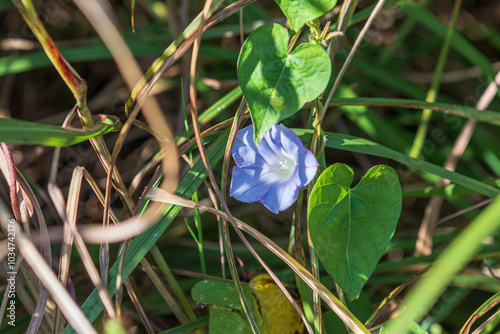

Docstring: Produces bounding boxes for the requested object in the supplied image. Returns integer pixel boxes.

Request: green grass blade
[399,1,495,79]
[409,0,462,159]
[295,129,500,198]
[0,43,233,76]
[403,180,500,198]
[0,117,120,147]
[459,290,500,333]
[327,97,500,126]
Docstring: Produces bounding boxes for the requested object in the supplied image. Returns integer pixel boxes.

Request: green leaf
[191,280,263,334]
[0,116,121,147]
[237,24,331,143]
[208,308,252,334]
[308,164,402,300]
[192,280,256,313]
[275,0,337,33]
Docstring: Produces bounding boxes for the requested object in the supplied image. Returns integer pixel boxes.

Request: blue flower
[230,124,318,214]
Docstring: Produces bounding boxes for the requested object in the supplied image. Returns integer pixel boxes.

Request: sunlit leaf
[238,24,331,143]
[275,0,337,33]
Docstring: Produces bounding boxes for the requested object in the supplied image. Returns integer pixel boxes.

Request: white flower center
[275,157,295,179]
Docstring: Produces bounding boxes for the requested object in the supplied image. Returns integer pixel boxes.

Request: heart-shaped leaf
[308,164,402,300]
[275,0,337,33]
[237,24,331,143]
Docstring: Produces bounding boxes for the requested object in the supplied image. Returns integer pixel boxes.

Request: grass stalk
[409,0,462,159]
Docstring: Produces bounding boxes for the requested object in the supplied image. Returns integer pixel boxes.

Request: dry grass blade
[186,0,261,332]
[435,198,493,225]
[470,308,500,334]
[204,181,226,278]
[0,254,33,328]
[71,3,182,307]
[219,100,246,279]
[222,100,246,201]
[45,108,112,330]
[47,114,117,320]
[463,304,500,334]
[54,167,84,334]
[140,258,191,324]
[39,210,156,245]
[171,268,233,281]
[459,295,500,334]
[0,144,52,333]
[71,0,174,297]
[128,152,164,196]
[0,143,20,221]
[145,188,370,334]
[189,6,271,333]
[0,202,96,334]
[47,182,117,319]
[328,0,353,65]
[178,113,251,155]
[124,279,155,334]
[81,169,120,224]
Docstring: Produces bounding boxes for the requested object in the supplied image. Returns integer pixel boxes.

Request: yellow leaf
[249,274,304,334]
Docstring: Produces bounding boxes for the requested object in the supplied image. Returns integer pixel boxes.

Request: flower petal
[259,180,300,214]
[277,124,305,162]
[232,125,285,167]
[230,165,278,203]
[260,125,285,161]
[232,126,260,167]
[303,148,320,168]
[290,149,319,187]
[230,123,319,214]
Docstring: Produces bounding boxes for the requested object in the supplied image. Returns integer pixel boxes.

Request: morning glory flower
[230,124,318,214]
